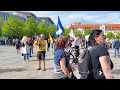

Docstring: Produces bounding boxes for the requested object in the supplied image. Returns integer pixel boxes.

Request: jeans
[30,45,33,56]
[23,53,29,60]
[114,48,120,57]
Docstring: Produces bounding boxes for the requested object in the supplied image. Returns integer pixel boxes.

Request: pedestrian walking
[113,37,120,58]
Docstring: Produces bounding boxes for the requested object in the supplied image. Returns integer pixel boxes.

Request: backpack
[78,47,91,79]
[78,46,114,79]
[78,47,99,79]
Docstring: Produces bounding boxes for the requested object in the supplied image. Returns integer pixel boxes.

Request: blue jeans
[30,45,33,56]
[114,48,120,57]
[23,53,29,60]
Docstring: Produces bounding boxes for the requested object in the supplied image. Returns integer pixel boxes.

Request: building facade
[0,11,55,26]
[69,22,120,35]
[0,12,26,22]
[38,17,55,27]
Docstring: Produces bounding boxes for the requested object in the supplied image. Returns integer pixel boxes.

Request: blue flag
[56,16,64,39]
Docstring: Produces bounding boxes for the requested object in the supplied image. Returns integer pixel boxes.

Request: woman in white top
[72,35,81,63]
[21,37,30,61]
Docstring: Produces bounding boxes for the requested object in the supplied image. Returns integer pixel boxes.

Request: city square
[0,46,120,79]
[0,11,120,79]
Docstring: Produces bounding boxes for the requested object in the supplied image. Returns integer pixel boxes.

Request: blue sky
[27,11,120,28]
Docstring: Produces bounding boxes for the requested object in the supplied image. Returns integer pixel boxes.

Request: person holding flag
[56,16,64,39]
[49,33,55,53]
[47,33,53,51]
[49,33,54,44]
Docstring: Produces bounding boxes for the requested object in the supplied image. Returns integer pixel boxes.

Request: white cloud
[95,13,120,24]
[28,11,120,28]
[62,14,101,27]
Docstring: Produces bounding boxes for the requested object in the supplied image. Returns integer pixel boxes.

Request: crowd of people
[1,28,120,79]
[52,29,115,79]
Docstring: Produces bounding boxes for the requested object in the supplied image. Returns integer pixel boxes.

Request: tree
[37,22,48,39]
[74,30,84,39]
[24,17,37,37]
[63,28,71,37]
[84,28,91,36]
[116,32,120,39]
[106,32,115,40]
[1,16,24,38]
[47,24,56,38]
[0,17,5,36]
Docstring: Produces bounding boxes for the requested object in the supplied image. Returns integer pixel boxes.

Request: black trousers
[73,46,79,63]
[75,46,79,57]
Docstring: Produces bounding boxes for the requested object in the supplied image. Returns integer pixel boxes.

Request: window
[27,16,31,18]
[107,27,110,30]
[5,15,7,20]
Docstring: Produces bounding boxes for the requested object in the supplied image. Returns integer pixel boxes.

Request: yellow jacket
[34,40,46,51]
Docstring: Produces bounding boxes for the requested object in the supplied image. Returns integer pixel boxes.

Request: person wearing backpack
[52,36,76,79]
[78,29,114,79]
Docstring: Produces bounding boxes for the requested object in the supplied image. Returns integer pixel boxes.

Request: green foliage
[106,32,115,40]
[0,17,4,26]
[0,17,5,36]
[24,17,37,37]
[116,32,120,39]
[1,16,24,38]
[80,33,84,39]
[84,28,91,36]
[47,24,56,38]
[74,30,84,38]
[37,22,48,39]
[63,28,71,37]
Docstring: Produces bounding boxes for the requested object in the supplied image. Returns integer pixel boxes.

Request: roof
[38,17,54,24]
[0,11,38,19]
[69,24,120,31]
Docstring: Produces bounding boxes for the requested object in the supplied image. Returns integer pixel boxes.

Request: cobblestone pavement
[0,46,120,79]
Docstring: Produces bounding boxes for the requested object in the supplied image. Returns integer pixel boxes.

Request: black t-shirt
[90,45,109,68]
[89,45,113,79]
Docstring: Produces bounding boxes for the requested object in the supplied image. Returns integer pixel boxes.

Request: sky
[26,11,120,28]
